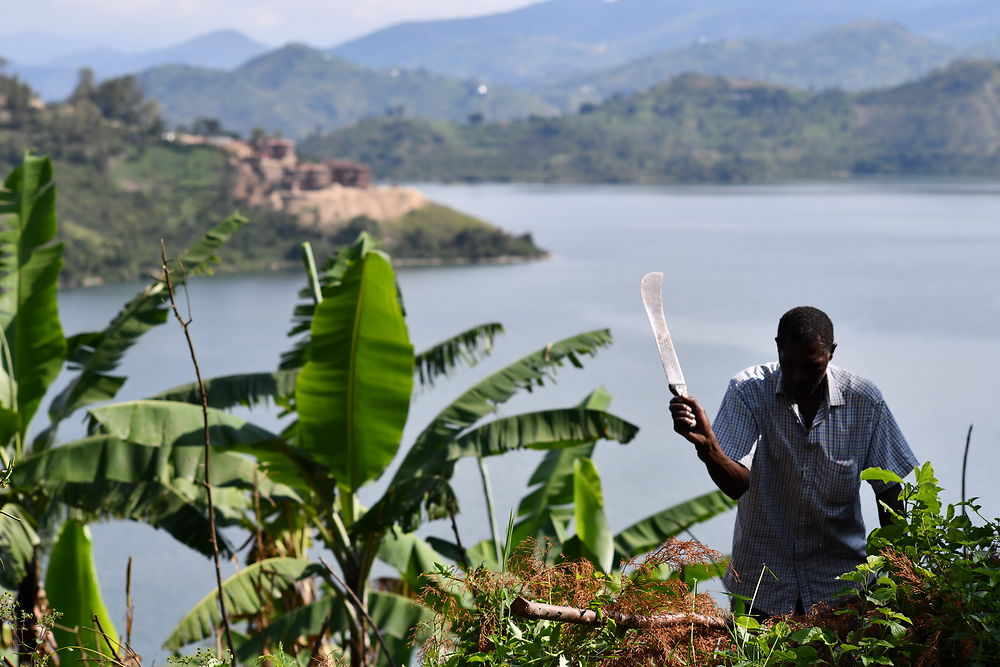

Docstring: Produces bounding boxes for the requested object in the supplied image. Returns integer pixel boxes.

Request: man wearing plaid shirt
[669,306,917,617]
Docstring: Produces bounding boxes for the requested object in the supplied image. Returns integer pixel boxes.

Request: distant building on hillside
[248,138,373,191]
[327,161,373,189]
[166,133,374,210]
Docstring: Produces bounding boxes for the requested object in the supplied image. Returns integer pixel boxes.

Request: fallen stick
[510,597,731,630]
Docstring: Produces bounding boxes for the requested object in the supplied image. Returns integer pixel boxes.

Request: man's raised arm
[669,395,749,499]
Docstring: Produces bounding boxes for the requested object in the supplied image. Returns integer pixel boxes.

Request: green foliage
[383,204,544,262]
[44,519,119,663]
[573,457,613,573]
[0,72,542,287]
[164,558,320,651]
[295,247,414,496]
[302,61,1000,184]
[725,462,1000,665]
[137,44,557,138]
[543,21,958,109]
[420,539,730,666]
[164,234,635,665]
[0,155,66,447]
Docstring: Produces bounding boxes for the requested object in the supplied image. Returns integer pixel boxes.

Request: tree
[0,154,275,663]
[159,236,639,665]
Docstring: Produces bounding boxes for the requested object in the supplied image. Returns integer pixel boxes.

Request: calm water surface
[54,181,999,661]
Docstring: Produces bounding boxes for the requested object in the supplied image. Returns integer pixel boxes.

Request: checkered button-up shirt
[715,362,917,616]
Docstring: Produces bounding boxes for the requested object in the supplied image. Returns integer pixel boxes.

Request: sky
[2,0,540,55]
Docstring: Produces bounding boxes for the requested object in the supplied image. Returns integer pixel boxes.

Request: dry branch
[160,241,237,664]
[510,596,731,631]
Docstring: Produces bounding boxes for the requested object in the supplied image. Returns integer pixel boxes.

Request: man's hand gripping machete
[640,272,696,428]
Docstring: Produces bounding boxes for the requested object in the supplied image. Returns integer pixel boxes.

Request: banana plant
[0,154,284,663]
[508,443,736,578]
[435,385,737,577]
[159,234,638,666]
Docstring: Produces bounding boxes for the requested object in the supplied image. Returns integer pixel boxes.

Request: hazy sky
[3,0,539,52]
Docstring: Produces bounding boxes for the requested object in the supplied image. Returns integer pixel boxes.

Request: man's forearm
[695,440,750,499]
[669,396,750,499]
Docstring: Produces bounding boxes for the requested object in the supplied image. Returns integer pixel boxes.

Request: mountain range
[3,0,1000,140]
[331,0,1000,87]
[542,21,965,109]
[298,59,1000,183]
[3,29,268,100]
[137,44,558,139]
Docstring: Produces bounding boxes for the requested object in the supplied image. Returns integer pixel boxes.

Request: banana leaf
[44,520,119,663]
[39,215,248,450]
[465,539,500,570]
[164,557,320,650]
[296,249,413,494]
[377,528,448,593]
[393,329,613,483]
[147,370,299,410]
[574,458,613,572]
[86,399,280,449]
[11,434,303,555]
[510,388,610,547]
[0,503,39,591]
[13,434,293,499]
[48,478,237,556]
[231,438,325,500]
[233,596,340,661]
[0,155,65,443]
[414,322,503,388]
[233,590,427,663]
[280,233,379,371]
[352,475,457,536]
[612,490,737,562]
[445,408,637,460]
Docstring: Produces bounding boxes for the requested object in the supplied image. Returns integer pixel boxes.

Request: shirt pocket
[815,456,860,506]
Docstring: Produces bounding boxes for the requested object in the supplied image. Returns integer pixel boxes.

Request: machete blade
[640,271,688,397]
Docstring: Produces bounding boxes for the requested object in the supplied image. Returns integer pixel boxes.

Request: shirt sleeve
[712,379,761,463]
[863,399,918,493]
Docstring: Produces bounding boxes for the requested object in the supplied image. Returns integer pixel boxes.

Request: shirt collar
[771,364,845,406]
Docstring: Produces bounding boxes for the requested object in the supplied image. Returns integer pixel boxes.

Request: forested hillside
[0,72,544,286]
[138,44,557,138]
[542,22,958,109]
[331,0,1000,87]
[300,60,1000,183]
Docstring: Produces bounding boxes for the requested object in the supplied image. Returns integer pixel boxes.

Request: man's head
[775,306,836,402]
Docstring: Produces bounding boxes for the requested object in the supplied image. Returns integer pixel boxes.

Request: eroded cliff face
[278,183,428,227]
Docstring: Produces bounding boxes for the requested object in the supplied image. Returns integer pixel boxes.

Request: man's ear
[829,342,838,359]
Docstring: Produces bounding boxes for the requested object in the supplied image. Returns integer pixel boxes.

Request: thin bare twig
[318,556,398,667]
[92,613,120,663]
[125,557,134,651]
[160,241,237,664]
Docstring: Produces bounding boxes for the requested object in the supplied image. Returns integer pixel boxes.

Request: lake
[53,180,999,662]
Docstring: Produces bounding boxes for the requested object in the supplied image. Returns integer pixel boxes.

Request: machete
[640,271,689,399]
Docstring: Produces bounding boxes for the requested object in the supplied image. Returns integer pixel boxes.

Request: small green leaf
[860,468,903,484]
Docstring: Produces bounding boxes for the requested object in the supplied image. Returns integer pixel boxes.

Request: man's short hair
[777,306,835,350]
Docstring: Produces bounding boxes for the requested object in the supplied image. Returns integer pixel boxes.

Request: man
[669,306,917,617]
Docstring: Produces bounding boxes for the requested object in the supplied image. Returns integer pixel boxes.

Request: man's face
[777,338,836,403]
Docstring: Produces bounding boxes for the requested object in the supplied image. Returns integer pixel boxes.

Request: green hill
[300,60,1000,183]
[138,44,558,139]
[0,73,545,286]
[543,22,959,110]
[330,0,1000,88]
